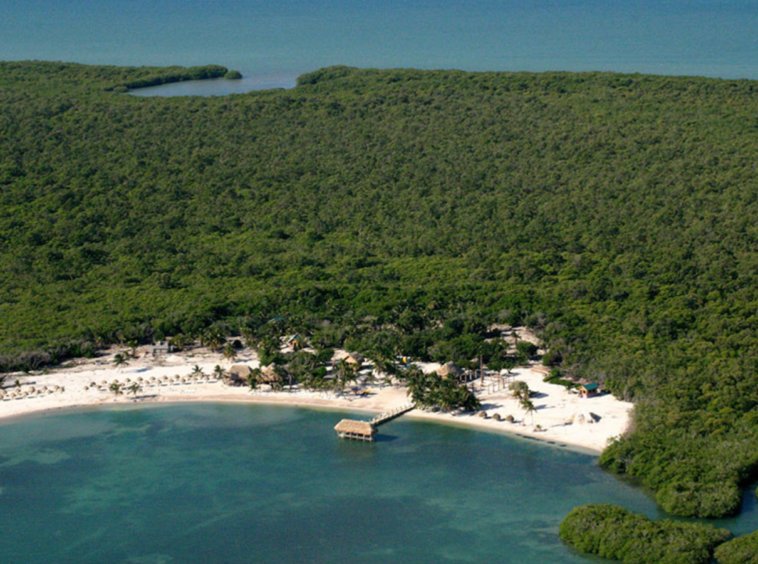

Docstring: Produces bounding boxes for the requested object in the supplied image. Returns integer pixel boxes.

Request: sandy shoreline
[0,348,633,454]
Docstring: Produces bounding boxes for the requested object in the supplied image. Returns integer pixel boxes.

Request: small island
[4,61,758,561]
[560,504,732,564]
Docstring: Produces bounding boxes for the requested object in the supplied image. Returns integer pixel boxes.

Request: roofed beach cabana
[437,362,463,380]
[343,352,364,368]
[334,419,376,442]
[150,341,173,357]
[285,334,304,350]
[578,383,600,398]
[225,364,253,386]
[258,365,283,387]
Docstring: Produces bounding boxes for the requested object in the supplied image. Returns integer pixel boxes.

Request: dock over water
[335,403,414,442]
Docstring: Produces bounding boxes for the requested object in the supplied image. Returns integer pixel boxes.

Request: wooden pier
[335,403,415,442]
[369,403,415,425]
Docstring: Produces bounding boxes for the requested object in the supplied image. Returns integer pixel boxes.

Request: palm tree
[113,353,128,368]
[511,381,530,401]
[223,343,237,363]
[208,336,223,352]
[282,366,295,391]
[520,398,537,426]
[109,382,123,396]
[367,350,398,387]
[211,365,224,381]
[127,382,142,397]
[248,368,261,390]
[193,365,206,378]
[286,351,317,391]
[333,359,356,394]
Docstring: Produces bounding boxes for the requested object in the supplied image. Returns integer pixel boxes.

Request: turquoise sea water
[1,404,757,563]
[2,1,758,95]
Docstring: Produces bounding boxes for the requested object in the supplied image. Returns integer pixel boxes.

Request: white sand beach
[0,346,632,453]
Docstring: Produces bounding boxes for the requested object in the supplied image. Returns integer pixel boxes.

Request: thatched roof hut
[437,362,463,379]
[226,364,253,385]
[343,352,365,367]
[334,419,375,441]
[259,365,282,384]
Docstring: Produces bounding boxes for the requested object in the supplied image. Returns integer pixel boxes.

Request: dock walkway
[369,403,415,426]
[335,402,415,442]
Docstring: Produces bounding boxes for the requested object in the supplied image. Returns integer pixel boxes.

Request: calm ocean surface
[0,404,757,563]
[2,1,758,95]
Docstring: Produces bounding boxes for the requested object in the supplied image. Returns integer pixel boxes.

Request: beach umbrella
[90,382,97,388]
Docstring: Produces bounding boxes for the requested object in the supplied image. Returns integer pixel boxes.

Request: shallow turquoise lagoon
[2,403,754,563]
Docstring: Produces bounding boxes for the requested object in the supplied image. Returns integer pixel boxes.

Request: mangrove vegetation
[2,62,758,522]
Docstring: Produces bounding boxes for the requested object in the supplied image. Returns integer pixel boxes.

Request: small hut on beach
[150,341,173,357]
[258,365,283,386]
[226,365,253,386]
[343,352,365,368]
[285,334,304,350]
[578,383,600,398]
[334,419,376,441]
[437,362,464,380]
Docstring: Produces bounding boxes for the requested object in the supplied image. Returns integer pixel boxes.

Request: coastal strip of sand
[0,347,632,453]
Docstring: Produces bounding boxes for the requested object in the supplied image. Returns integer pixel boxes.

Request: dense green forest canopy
[2,61,758,518]
[559,504,731,564]
[714,529,758,564]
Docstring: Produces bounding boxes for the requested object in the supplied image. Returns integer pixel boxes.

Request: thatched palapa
[437,362,463,379]
[343,352,365,367]
[259,365,282,383]
[226,364,253,386]
[334,419,375,441]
